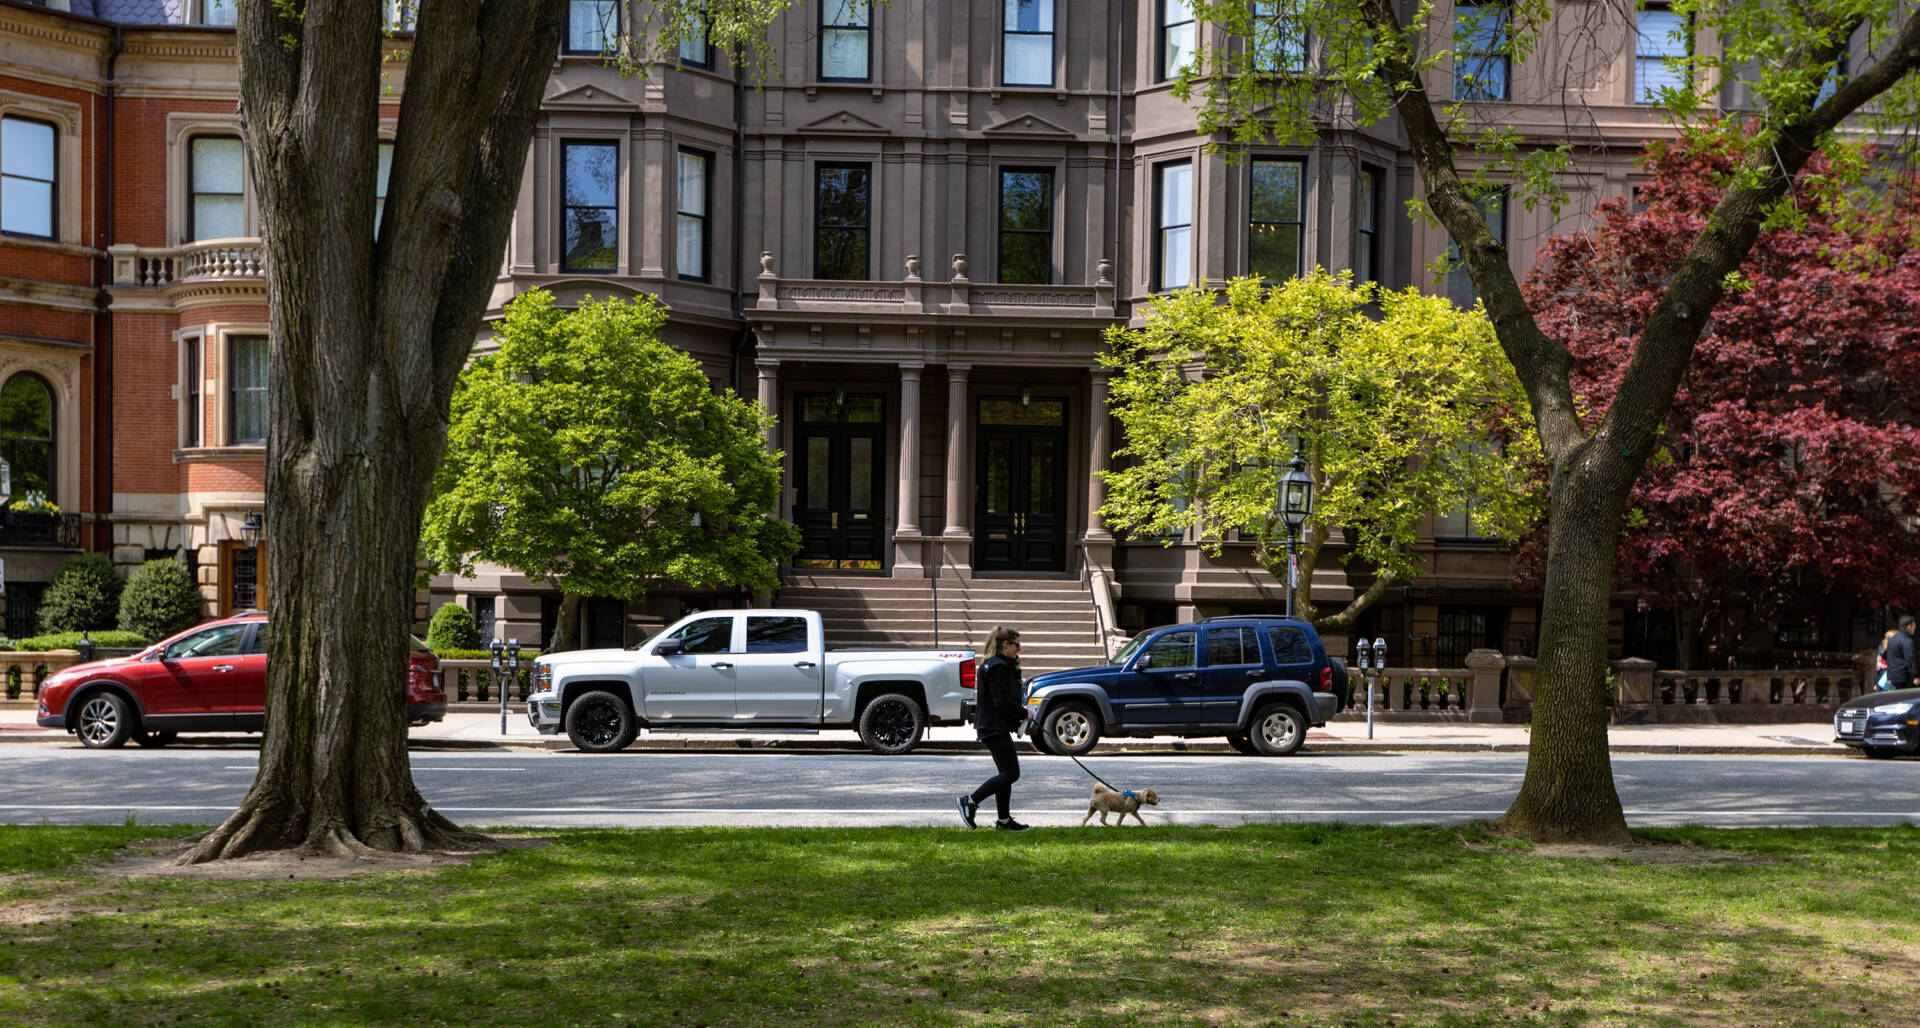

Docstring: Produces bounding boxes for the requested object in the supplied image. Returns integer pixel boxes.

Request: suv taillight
[1320,666,1333,692]
[961,659,977,690]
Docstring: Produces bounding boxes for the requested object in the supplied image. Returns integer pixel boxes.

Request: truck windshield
[1110,631,1151,667]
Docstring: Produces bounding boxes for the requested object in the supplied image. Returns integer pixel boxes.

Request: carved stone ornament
[951,253,969,280]
[905,254,922,280]
[760,251,776,275]
[1096,258,1114,284]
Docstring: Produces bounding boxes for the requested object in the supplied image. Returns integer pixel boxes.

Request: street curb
[0,732,1854,757]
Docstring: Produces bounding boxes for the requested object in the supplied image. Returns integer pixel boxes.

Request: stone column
[755,356,780,454]
[893,363,926,578]
[1084,370,1114,545]
[1463,649,1506,723]
[940,363,972,575]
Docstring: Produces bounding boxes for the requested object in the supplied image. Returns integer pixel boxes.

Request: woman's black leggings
[970,731,1021,820]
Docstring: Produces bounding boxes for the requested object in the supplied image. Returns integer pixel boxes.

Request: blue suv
[1024,616,1349,756]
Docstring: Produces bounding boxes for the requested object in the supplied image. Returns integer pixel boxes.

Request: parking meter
[488,636,503,706]
[503,638,520,735]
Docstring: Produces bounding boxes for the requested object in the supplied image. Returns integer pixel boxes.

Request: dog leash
[1030,719,1126,794]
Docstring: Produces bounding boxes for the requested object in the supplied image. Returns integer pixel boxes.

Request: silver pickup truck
[527,608,976,754]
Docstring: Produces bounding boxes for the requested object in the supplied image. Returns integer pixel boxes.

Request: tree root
[177,798,484,865]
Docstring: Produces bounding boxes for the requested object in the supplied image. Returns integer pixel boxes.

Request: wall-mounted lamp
[1019,386,1032,410]
[832,384,847,412]
[240,510,264,549]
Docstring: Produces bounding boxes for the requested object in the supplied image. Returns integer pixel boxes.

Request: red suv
[35,612,446,748]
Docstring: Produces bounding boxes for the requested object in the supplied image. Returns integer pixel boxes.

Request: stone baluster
[1464,649,1505,722]
[756,251,779,309]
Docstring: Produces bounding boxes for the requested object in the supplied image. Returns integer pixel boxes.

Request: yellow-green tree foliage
[1099,272,1541,629]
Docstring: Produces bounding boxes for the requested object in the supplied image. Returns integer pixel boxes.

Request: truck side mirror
[653,636,683,657]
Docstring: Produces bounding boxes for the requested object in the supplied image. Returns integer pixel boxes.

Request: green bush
[10,630,150,652]
[37,554,125,634]
[431,646,542,662]
[117,558,204,642]
[427,602,481,652]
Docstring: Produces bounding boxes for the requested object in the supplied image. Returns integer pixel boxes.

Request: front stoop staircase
[777,574,1114,677]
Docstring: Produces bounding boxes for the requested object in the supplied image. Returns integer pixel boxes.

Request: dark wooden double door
[975,397,1068,573]
[794,394,885,571]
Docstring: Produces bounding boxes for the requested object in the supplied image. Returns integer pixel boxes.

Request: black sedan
[1834,688,1920,757]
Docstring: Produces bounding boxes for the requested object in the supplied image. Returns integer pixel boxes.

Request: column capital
[946,362,972,379]
[899,362,925,379]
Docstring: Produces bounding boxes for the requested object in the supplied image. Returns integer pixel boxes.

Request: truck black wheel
[1043,703,1101,756]
[565,690,638,753]
[76,691,135,749]
[858,693,926,755]
[1225,733,1257,755]
[1248,703,1307,756]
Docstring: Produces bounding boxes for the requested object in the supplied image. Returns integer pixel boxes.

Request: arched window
[0,373,54,502]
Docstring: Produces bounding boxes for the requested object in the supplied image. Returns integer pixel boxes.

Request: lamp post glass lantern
[1277,448,1314,617]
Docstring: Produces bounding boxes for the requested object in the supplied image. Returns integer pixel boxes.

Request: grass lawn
[0,822,1915,1026]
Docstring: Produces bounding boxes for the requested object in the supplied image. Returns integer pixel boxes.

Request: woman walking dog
[958,626,1031,831]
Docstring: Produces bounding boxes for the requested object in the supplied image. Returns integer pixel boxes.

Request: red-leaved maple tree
[1526,143,1920,666]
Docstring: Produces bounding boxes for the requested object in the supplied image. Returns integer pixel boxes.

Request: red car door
[231,621,269,728]
[147,621,252,724]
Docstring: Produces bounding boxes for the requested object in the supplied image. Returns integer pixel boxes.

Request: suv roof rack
[1197,614,1305,623]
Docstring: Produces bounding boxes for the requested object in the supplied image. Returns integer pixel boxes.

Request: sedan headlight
[1878,701,1915,717]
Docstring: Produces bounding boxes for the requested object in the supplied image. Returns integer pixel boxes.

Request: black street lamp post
[1278,447,1315,618]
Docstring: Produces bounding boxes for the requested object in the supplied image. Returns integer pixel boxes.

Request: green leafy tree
[423,290,797,652]
[425,602,481,652]
[1102,273,1540,632]
[38,553,125,634]
[1171,0,1920,842]
[116,558,204,642]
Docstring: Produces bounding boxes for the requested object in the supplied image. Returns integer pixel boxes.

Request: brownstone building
[0,0,1887,671]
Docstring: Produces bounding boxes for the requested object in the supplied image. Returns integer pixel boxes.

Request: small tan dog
[1081,783,1160,826]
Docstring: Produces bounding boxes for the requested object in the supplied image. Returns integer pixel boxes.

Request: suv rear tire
[1043,702,1102,756]
[565,690,639,753]
[858,693,926,755]
[1248,703,1307,756]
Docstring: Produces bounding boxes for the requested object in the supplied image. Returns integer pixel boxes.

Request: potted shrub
[1418,678,1431,709]
[6,491,62,545]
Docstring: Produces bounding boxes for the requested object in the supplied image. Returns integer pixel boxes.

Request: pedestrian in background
[958,626,1030,831]
[1887,616,1919,693]
[1878,629,1899,690]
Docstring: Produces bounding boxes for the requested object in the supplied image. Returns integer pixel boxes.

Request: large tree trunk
[1352,0,1920,842]
[182,0,567,863]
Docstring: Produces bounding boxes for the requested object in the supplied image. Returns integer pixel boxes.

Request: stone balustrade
[108,238,267,288]
[1337,649,1866,724]
[756,252,1117,317]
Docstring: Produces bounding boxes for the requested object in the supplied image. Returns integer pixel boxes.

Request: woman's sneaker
[956,795,979,829]
[993,818,1030,832]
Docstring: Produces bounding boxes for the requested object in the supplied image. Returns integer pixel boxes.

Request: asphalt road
[0,745,1911,829]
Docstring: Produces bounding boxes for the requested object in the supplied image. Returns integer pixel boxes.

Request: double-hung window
[1159,0,1196,81]
[1453,1,1510,101]
[1,116,55,239]
[1154,161,1193,292]
[679,8,711,67]
[229,335,268,446]
[815,163,871,280]
[998,168,1053,284]
[1253,0,1308,74]
[1635,4,1690,104]
[820,0,872,82]
[676,149,710,282]
[200,1,237,26]
[1355,166,1381,284]
[564,0,618,55]
[190,136,246,241]
[1003,0,1054,87]
[1445,188,1507,307]
[561,141,618,272]
[1249,157,1306,283]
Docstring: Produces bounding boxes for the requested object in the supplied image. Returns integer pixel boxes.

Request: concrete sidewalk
[0,701,1857,756]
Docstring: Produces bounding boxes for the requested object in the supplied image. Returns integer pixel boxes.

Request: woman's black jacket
[974,654,1026,736]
